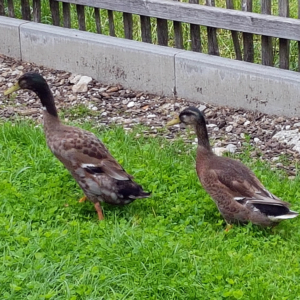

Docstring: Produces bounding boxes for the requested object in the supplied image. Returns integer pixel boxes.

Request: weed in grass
[1,121,300,299]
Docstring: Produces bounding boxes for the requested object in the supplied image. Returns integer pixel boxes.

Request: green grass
[1,120,300,299]
[4,0,300,70]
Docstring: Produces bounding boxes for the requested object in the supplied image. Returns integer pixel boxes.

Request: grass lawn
[1,120,300,299]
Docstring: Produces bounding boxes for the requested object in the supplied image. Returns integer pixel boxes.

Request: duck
[167,106,298,228]
[4,72,150,220]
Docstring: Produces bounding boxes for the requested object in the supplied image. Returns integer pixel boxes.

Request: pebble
[72,76,92,93]
[1,54,300,175]
[127,101,135,108]
[225,125,233,132]
[226,144,237,153]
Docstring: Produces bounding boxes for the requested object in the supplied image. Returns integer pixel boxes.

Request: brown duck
[167,106,298,227]
[4,72,150,220]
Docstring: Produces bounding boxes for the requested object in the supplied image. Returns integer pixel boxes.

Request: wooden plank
[108,10,116,36]
[21,0,31,20]
[57,0,300,41]
[261,0,273,66]
[157,18,168,46]
[140,15,152,43]
[278,0,289,69]
[7,0,15,18]
[173,0,183,49]
[206,0,219,55]
[0,0,4,16]
[189,0,201,52]
[123,12,133,39]
[76,4,86,31]
[49,0,60,26]
[241,0,253,62]
[226,0,241,60]
[94,8,102,34]
[63,2,71,28]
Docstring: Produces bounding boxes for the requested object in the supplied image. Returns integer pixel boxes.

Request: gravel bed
[1,54,299,176]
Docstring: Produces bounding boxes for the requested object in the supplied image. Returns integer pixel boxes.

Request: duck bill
[166,116,181,126]
[4,83,20,96]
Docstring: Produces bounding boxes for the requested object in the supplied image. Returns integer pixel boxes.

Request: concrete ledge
[20,22,181,97]
[0,16,29,59]
[175,52,300,116]
[1,17,300,116]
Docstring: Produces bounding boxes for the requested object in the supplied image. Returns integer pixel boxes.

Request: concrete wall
[1,16,300,117]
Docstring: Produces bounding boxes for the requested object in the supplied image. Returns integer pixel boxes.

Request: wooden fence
[1,0,300,71]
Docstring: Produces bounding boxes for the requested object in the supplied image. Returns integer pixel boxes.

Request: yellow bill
[166,115,181,126]
[4,83,20,96]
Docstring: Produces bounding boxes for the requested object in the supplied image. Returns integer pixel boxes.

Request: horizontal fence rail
[1,0,300,71]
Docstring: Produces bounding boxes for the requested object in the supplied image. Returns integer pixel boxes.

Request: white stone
[272,157,280,162]
[293,122,300,127]
[244,120,251,126]
[147,114,156,118]
[226,143,237,153]
[69,74,81,84]
[72,76,93,93]
[254,137,260,144]
[91,106,98,111]
[207,124,217,128]
[286,125,291,130]
[98,87,107,93]
[273,129,300,153]
[213,147,227,156]
[198,104,207,111]
[225,125,233,132]
[127,101,135,108]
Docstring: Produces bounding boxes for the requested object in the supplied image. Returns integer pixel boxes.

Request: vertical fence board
[242,0,254,62]
[76,4,86,31]
[206,0,219,55]
[261,0,273,66]
[123,12,133,39]
[94,8,102,34]
[0,0,4,16]
[7,0,15,18]
[157,18,168,46]
[173,0,183,49]
[140,15,152,43]
[63,2,71,28]
[278,0,289,69]
[226,0,241,60]
[108,10,116,37]
[21,0,31,20]
[49,0,60,26]
[32,0,41,22]
[189,0,201,52]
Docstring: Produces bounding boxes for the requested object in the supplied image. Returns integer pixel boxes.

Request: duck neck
[36,86,61,132]
[36,86,58,118]
[195,121,212,153]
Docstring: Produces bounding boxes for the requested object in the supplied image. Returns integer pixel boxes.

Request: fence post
[261,0,273,66]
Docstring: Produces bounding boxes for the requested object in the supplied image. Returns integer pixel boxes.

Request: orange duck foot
[79,196,87,203]
[225,224,233,232]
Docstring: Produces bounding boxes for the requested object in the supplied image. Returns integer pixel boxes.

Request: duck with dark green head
[167,106,298,228]
[5,72,150,220]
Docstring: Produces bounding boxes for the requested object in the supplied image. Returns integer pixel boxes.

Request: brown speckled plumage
[167,106,298,227]
[5,73,150,220]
